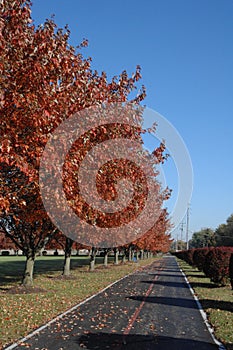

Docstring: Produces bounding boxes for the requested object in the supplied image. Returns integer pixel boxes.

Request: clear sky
[31,0,233,240]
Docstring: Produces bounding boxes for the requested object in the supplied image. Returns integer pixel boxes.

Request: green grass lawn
[0,255,115,285]
[177,258,233,350]
[0,255,156,348]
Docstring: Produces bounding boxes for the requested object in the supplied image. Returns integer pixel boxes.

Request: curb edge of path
[3,260,160,350]
[179,267,226,350]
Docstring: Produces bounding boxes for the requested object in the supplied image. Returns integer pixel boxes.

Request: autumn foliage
[0,0,146,187]
[203,247,233,286]
[192,247,213,272]
[230,253,233,290]
[174,247,233,286]
[0,0,172,284]
[0,229,16,250]
[133,209,172,253]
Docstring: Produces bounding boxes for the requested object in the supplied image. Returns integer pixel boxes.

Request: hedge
[173,247,233,286]
[204,247,233,285]
[229,253,233,290]
[192,247,212,272]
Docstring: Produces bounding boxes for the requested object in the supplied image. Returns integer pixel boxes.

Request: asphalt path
[7,255,221,350]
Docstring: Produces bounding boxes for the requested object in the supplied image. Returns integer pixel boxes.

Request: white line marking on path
[4,260,161,350]
[3,272,132,350]
[179,266,226,350]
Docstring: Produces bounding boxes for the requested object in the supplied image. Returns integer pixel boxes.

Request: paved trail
[7,256,221,350]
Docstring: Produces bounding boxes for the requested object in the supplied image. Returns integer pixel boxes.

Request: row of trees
[189,214,233,248]
[0,1,172,286]
[0,199,172,285]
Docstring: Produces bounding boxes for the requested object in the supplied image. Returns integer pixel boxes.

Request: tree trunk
[22,254,35,287]
[140,249,144,260]
[114,248,119,265]
[104,250,109,267]
[121,250,126,264]
[121,252,126,264]
[89,247,97,271]
[128,247,132,261]
[62,237,73,276]
[63,254,71,276]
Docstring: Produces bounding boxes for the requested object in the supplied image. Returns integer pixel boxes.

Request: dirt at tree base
[1,285,47,295]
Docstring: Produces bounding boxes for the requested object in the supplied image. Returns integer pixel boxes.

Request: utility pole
[180,222,184,250]
[186,204,190,250]
[176,230,178,251]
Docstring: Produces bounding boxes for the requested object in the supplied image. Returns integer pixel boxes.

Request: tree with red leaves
[0,229,16,251]
[0,0,146,185]
[0,163,58,285]
[133,209,172,254]
[0,0,171,285]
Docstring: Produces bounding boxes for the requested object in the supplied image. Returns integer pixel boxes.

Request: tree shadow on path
[128,295,198,309]
[129,295,233,313]
[141,280,188,288]
[77,332,218,349]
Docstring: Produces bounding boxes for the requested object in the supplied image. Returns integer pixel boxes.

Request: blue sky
[31,0,233,240]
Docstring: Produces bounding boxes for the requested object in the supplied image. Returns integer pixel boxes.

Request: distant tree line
[189,214,233,248]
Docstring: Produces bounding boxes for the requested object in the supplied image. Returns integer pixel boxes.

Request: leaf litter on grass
[0,257,156,348]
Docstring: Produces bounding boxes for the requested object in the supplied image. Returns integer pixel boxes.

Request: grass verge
[177,258,233,350]
[0,255,157,349]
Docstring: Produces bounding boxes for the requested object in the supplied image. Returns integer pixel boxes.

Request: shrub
[193,247,211,271]
[229,253,233,290]
[172,249,195,266]
[203,247,233,286]
[171,251,182,259]
[185,249,195,266]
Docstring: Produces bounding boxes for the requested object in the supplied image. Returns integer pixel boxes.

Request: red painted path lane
[5,256,222,350]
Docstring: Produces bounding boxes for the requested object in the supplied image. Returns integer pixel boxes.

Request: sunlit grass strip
[177,259,233,350]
